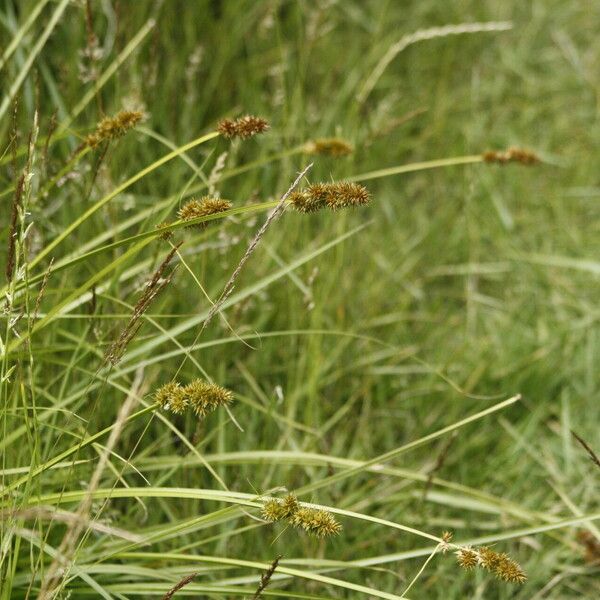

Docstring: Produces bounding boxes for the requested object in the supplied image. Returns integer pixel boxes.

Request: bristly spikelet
[262,499,286,522]
[156,221,173,240]
[482,147,539,165]
[305,138,354,157]
[326,181,371,209]
[85,110,143,148]
[177,197,232,227]
[155,382,188,414]
[217,115,269,139]
[456,548,478,570]
[456,545,526,585]
[491,553,527,584]
[184,379,234,418]
[290,507,341,537]
[280,493,299,518]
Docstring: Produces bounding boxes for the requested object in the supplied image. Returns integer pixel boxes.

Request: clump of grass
[482,147,539,165]
[289,181,371,212]
[456,546,527,584]
[85,109,143,148]
[217,115,269,139]
[304,137,353,156]
[262,493,342,538]
[155,379,234,418]
[177,196,233,227]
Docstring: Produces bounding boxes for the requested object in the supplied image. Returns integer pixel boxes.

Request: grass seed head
[326,181,371,209]
[184,379,234,418]
[155,381,188,414]
[482,147,539,165]
[178,197,232,227]
[456,548,478,570]
[291,507,341,537]
[217,115,269,139]
[262,499,287,522]
[86,110,143,148]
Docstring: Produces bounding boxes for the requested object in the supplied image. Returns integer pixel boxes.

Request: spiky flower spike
[217,115,269,139]
[289,182,371,213]
[184,379,234,418]
[456,545,526,585]
[305,138,353,157]
[262,499,287,522]
[178,197,232,228]
[326,181,371,209]
[85,110,143,148]
[482,147,539,165]
[155,382,188,414]
[291,507,342,538]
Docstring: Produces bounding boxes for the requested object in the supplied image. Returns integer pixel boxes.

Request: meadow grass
[1,1,599,598]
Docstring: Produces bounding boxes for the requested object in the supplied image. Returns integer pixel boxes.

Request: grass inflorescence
[262,493,342,538]
[289,181,371,212]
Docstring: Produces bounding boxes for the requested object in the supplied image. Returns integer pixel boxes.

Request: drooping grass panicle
[177,196,232,227]
[304,137,353,157]
[482,147,540,165]
[85,109,144,148]
[217,115,269,139]
[105,242,180,365]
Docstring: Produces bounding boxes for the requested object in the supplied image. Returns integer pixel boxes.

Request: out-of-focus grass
[1,1,598,598]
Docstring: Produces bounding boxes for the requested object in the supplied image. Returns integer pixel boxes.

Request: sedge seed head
[178,197,232,227]
[492,553,527,584]
[184,379,233,418]
[86,110,143,148]
[327,181,371,208]
[262,499,286,522]
[291,507,341,537]
[306,138,353,157]
[483,147,539,165]
[217,115,269,139]
[280,493,299,518]
[456,548,478,570]
[155,381,188,414]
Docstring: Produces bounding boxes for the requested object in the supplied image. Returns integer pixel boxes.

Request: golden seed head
[290,181,371,213]
[306,138,353,157]
[155,381,188,414]
[280,493,299,518]
[184,379,234,418]
[177,197,232,227]
[492,553,527,584]
[326,181,371,209]
[262,499,287,522]
[217,115,269,139]
[86,110,143,148]
[456,548,478,570]
[478,546,502,571]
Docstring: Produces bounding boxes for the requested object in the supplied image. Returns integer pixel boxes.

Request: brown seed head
[492,553,527,584]
[326,181,371,209]
[86,110,143,148]
[456,548,478,570]
[483,147,539,165]
[217,115,269,139]
[178,197,232,227]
